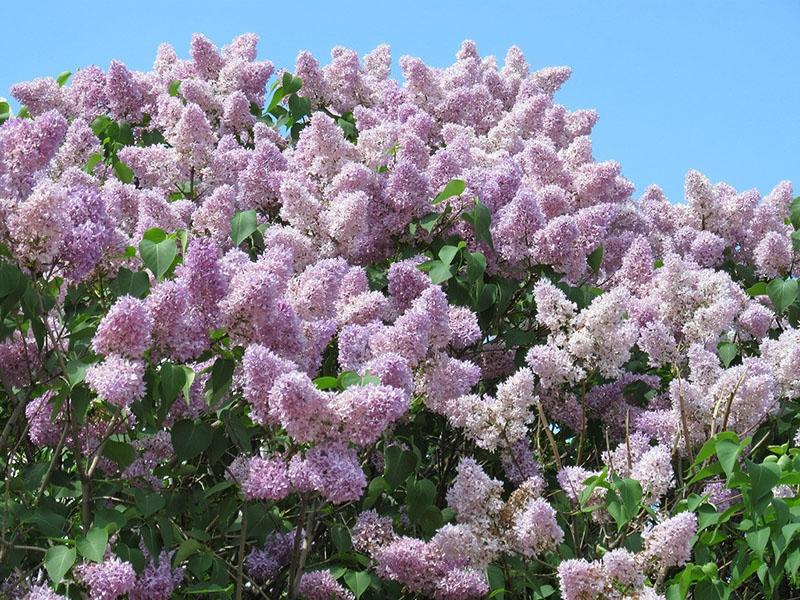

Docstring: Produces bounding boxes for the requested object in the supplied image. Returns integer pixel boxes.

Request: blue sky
[1,0,798,202]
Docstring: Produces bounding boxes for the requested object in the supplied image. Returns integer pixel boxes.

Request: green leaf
[134,488,166,517]
[180,366,196,406]
[84,152,103,174]
[384,445,417,489]
[314,376,339,390]
[171,419,212,461]
[438,245,461,267]
[767,277,798,314]
[282,73,303,95]
[418,212,440,234]
[0,97,10,124]
[748,460,781,503]
[77,527,108,562]
[103,439,135,469]
[113,159,134,184]
[44,546,76,584]
[791,196,800,229]
[160,362,187,406]
[0,261,26,299]
[66,359,91,389]
[288,93,310,119]
[331,524,352,553]
[747,282,768,297]
[406,479,436,514]
[139,228,177,280]
[433,179,465,205]
[207,357,235,404]
[466,252,486,282]
[56,71,72,86]
[230,210,258,246]
[791,230,800,253]
[428,260,454,285]
[175,538,203,564]
[718,341,739,367]
[168,80,182,97]
[746,526,770,558]
[110,268,150,299]
[587,246,604,272]
[487,565,506,599]
[462,198,493,248]
[716,434,743,477]
[416,505,444,534]
[605,478,642,529]
[343,570,371,599]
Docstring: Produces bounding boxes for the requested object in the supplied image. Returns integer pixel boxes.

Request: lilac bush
[1,32,799,599]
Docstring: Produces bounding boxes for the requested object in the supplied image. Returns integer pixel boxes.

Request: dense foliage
[1,33,799,600]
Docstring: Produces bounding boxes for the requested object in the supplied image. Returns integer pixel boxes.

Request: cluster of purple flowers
[2,30,797,600]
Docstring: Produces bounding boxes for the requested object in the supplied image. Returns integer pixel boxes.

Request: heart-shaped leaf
[433,179,465,205]
[77,527,108,563]
[230,210,258,246]
[767,277,798,314]
[45,545,76,584]
[139,228,177,280]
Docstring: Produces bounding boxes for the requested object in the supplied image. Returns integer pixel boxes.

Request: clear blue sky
[2,0,798,202]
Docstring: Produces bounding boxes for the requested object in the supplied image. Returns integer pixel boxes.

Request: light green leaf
[746,526,770,558]
[77,527,108,563]
[767,277,798,314]
[230,210,258,246]
[139,228,177,280]
[718,341,739,368]
[343,570,371,599]
[44,546,76,584]
[433,179,465,205]
[438,245,460,267]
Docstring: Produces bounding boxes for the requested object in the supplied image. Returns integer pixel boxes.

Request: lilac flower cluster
[3,30,796,599]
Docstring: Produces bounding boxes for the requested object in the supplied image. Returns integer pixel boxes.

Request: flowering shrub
[1,33,800,600]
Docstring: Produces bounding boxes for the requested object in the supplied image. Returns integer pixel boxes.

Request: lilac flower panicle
[75,557,136,600]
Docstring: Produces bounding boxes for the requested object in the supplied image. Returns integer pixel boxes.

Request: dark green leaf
[587,246,604,272]
[716,435,743,477]
[160,362,187,405]
[134,488,166,517]
[171,419,213,461]
[406,479,436,514]
[462,198,493,248]
[113,160,134,183]
[331,524,352,553]
[438,245,460,267]
[110,268,150,299]
[466,252,486,282]
[103,440,135,469]
[748,460,781,503]
[384,446,417,489]
[428,260,454,285]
